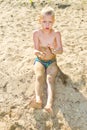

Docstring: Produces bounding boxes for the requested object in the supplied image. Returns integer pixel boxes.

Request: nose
[46,22,49,27]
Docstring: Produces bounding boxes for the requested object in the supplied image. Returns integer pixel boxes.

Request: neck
[42,29,52,34]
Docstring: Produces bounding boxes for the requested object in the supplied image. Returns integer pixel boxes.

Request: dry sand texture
[0,0,87,130]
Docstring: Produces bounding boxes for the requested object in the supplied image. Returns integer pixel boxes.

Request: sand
[0,0,87,130]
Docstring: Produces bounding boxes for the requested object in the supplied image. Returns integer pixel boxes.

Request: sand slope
[0,0,87,130]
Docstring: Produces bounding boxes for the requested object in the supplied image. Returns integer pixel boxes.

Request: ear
[39,18,41,23]
[53,17,55,23]
[38,15,42,24]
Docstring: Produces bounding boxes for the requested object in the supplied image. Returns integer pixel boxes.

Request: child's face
[40,14,54,32]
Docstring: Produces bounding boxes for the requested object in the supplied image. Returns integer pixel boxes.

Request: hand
[52,48,63,54]
[48,44,63,54]
[47,44,54,50]
[47,44,56,54]
[38,51,46,58]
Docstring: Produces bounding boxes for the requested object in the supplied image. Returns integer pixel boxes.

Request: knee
[46,75,54,84]
[36,74,44,82]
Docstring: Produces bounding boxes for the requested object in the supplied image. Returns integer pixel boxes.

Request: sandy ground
[0,0,87,130]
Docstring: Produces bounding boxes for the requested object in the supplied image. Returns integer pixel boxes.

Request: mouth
[46,27,49,30]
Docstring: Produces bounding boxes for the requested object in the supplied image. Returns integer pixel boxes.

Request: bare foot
[44,105,53,113]
[29,99,42,109]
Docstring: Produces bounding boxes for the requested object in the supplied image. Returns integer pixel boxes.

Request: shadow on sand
[31,68,87,130]
[30,1,71,9]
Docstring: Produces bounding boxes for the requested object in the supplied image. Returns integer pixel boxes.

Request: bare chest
[39,35,56,47]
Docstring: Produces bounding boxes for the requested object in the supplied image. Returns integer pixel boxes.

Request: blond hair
[40,6,55,17]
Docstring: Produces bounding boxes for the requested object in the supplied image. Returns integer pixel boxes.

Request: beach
[0,0,87,129]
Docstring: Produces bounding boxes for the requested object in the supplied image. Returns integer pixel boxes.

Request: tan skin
[32,14,63,112]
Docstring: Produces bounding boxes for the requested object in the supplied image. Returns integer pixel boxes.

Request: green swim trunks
[34,57,56,69]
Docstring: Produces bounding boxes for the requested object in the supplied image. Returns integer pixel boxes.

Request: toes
[44,106,53,113]
[29,100,42,109]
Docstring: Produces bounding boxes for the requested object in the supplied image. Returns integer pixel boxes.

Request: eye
[49,21,52,23]
[43,21,46,23]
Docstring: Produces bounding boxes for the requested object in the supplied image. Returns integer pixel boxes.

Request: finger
[47,44,50,48]
[48,44,54,48]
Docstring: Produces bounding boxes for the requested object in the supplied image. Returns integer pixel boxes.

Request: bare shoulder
[54,30,61,37]
[33,29,40,37]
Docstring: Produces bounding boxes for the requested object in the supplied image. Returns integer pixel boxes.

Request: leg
[30,62,45,108]
[34,62,45,102]
[44,62,58,112]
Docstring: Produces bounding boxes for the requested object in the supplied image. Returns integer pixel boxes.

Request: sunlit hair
[40,6,55,18]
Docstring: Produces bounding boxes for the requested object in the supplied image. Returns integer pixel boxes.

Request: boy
[31,6,63,112]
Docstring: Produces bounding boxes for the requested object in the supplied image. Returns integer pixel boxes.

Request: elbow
[60,47,63,53]
[34,50,37,55]
[60,49,63,54]
[34,49,39,56]
[58,49,63,54]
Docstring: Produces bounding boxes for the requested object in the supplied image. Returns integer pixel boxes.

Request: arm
[33,31,45,58]
[52,32,63,54]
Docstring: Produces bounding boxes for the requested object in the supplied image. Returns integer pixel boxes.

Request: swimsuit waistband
[37,57,56,62]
